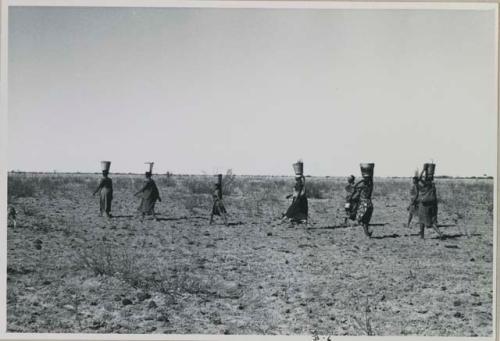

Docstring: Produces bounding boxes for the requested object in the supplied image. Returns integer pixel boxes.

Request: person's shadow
[110,215,134,219]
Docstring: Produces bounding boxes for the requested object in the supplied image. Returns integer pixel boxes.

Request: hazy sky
[8,6,497,176]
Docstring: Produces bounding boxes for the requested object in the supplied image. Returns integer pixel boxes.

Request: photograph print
[4,1,497,337]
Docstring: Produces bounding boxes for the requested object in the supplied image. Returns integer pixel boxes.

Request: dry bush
[75,242,141,283]
[8,176,36,200]
[350,296,376,336]
[183,177,213,195]
[182,194,210,214]
[113,176,141,192]
[8,174,92,201]
[305,179,334,199]
[438,179,493,223]
[156,175,177,188]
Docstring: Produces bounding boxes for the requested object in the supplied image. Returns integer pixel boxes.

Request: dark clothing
[95,177,113,215]
[285,179,308,222]
[352,178,374,225]
[418,202,437,226]
[357,199,373,225]
[417,180,438,226]
[211,188,227,216]
[137,178,160,215]
[345,183,359,220]
[357,179,373,201]
[285,195,308,221]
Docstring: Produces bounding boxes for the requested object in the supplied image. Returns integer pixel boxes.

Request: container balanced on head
[415,162,442,239]
[134,162,162,221]
[351,163,375,237]
[282,160,308,226]
[210,174,229,226]
[92,161,113,218]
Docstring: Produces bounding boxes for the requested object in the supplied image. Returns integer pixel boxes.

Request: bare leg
[432,224,443,239]
[362,223,372,237]
[407,212,413,228]
[222,213,228,226]
[419,224,425,239]
[209,213,214,225]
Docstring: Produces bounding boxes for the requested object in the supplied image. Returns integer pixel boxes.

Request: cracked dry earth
[7,174,493,336]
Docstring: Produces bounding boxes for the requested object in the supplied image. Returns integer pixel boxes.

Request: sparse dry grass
[6,173,494,335]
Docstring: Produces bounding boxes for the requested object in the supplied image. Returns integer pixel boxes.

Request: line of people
[92,160,442,239]
[343,162,441,239]
[93,162,162,221]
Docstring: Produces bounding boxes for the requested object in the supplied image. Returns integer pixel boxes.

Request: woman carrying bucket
[135,162,162,221]
[416,163,442,239]
[351,163,375,237]
[93,161,113,218]
[210,174,229,226]
[282,161,308,225]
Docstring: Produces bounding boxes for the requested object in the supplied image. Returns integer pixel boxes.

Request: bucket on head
[101,161,111,172]
[293,161,304,176]
[145,162,154,173]
[215,174,223,185]
[424,163,436,177]
[360,163,375,177]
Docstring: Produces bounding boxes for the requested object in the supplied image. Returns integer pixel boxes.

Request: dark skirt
[285,195,308,221]
[356,199,373,225]
[408,202,418,216]
[100,188,112,214]
[418,202,437,226]
[138,197,157,215]
[212,199,227,216]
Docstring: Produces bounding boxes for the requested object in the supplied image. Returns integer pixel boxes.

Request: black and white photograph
[1,0,497,338]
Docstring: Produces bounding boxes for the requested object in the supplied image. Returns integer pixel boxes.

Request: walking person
[93,161,113,218]
[135,162,161,221]
[417,163,443,239]
[352,163,375,237]
[406,172,420,228]
[344,175,359,225]
[282,161,308,225]
[210,174,228,226]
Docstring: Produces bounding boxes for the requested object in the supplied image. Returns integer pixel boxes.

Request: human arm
[134,181,149,197]
[93,178,105,196]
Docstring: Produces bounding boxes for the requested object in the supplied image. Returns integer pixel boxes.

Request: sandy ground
[6,174,493,335]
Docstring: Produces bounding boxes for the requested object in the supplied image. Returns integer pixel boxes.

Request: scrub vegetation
[6,172,493,335]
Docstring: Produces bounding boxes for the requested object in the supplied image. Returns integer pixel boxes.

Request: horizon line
[6,170,495,179]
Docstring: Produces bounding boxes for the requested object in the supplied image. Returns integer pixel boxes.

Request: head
[102,170,109,177]
[412,176,419,184]
[347,175,355,184]
[145,171,152,178]
[425,174,434,182]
